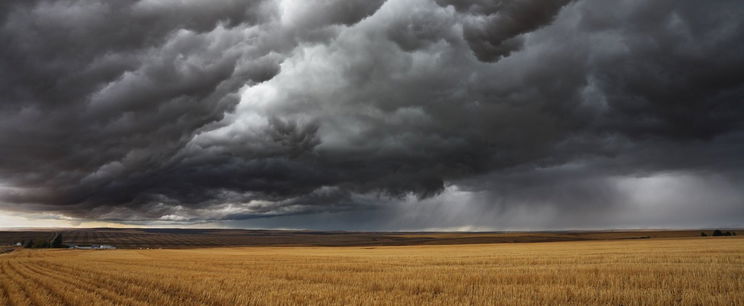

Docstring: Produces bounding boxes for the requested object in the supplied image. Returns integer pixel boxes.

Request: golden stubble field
[0,237,742,305]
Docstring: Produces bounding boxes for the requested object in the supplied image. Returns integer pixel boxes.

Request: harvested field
[0,237,742,305]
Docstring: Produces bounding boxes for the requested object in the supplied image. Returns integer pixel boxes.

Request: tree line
[700,230,736,237]
[20,232,64,248]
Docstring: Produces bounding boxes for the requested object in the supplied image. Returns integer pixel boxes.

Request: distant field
[0,237,742,305]
[0,228,728,248]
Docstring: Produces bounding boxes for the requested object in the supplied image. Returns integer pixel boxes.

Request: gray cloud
[435,0,574,61]
[0,0,743,229]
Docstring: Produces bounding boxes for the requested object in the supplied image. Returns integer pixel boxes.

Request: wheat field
[0,237,742,305]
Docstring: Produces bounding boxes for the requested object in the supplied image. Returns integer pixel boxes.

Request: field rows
[0,237,742,305]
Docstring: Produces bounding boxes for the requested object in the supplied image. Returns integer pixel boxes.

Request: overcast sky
[1,0,743,230]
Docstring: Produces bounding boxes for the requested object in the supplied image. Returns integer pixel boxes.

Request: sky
[0,0,743,230]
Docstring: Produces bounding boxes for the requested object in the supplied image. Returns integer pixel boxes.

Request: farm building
[70,244,116,250]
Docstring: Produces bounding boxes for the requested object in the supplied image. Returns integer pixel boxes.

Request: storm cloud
[1,0,743,229]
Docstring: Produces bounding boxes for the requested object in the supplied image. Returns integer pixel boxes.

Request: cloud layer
[1,0,743,229]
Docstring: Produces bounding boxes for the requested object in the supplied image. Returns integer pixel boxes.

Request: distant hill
[0,228,734,249]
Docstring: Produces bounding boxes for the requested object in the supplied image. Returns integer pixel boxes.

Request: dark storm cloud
[0,0,386,218]
[435,0,574,61]
[1,0,743,228]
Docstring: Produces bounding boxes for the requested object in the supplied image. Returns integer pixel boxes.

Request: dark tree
[701,232,707,237]
[713,229,724,236]
[22,240,33,248]
[32,240,49,248]
[50,232,64,248]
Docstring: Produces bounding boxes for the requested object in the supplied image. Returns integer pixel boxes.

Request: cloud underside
[0,0,743,228]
